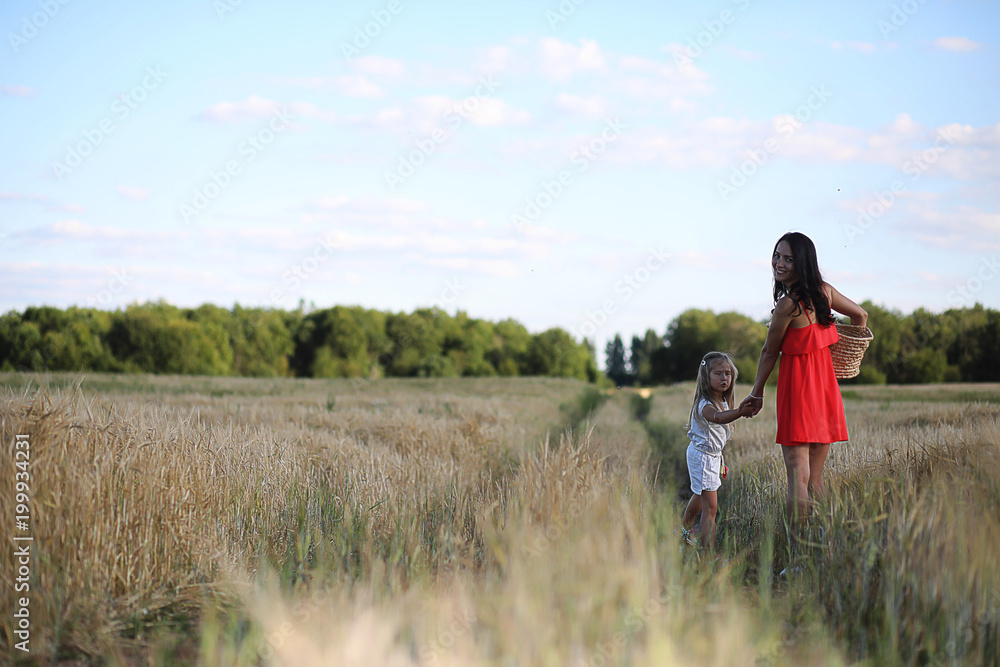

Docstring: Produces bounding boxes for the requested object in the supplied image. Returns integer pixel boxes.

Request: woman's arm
[825,282,868,327]
[746,297,796,401]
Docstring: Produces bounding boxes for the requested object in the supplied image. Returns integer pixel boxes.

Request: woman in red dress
[741,232,868,523]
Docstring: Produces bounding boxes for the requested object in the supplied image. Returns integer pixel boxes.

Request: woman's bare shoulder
[773,295,797,316]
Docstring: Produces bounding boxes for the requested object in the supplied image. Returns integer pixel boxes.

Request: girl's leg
[681,494,702,530]
[807,443,830,503]
[699,490,719,549]
[781,445,811,523]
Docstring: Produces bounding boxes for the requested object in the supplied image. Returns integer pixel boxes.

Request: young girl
[681,351,753,549]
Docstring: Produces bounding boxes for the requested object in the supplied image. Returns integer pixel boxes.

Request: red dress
[775,321,849,446]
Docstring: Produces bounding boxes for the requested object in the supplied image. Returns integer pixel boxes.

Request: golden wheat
[1,374,997,665]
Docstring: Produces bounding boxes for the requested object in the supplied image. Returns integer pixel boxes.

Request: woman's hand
[739,395,763,417]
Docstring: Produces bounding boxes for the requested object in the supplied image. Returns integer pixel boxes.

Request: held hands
[739,394,763,418]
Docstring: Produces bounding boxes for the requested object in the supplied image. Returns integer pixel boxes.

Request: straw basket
[830,324,874,379]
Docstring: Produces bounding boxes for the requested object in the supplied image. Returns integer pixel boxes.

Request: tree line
[604,302,1000,385]
[0,301,599,381]
[3,301,996,385]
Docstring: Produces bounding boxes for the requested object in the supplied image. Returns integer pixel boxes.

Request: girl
[740,232,868,523]
[681,351,753,549]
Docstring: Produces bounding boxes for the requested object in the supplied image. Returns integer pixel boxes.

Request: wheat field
[1,373,998,666]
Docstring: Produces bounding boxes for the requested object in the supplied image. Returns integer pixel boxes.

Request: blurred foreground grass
[1,373,998,665]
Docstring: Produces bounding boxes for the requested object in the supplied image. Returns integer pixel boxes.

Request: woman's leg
[781,445,811,523]
[699,489,719,548]
[807,443,831,503]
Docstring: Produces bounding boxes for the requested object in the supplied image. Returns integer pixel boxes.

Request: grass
[1,373,998,665]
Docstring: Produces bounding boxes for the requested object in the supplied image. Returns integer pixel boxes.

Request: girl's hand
[740,395,763,417]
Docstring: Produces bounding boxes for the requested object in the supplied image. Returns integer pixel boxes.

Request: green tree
[650,309,765,384]
[487,319,530,376]
[605,334,631,386]
[229,306,293,377]
[382,309,447,377]
[629,329,662,386]
[292,306,370,378]
[444,313,497,377]
[523,328,592,380]
[107,301,231,375]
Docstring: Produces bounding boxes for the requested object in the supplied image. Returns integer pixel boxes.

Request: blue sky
[2,0,998,355]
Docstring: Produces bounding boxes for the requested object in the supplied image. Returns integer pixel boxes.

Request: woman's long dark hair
[772,232,834,325]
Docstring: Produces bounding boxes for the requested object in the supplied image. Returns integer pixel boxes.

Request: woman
[741,232,868,523]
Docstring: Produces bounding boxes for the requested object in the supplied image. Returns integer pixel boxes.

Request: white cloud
[322,230,550,265]
[422,257,521,278]
[310,196,428,214]
[466,98,530,126]
[898,204,1000,250]
[887,112,921,137]
[200,95,334,123]
[1,85,34,97]
[720,44,762,61]
[0,192,47,202]
[538,37,608,81]
[51,220,129,239]
[659,45,714,81]
[333,74,383,98]
[477,45,512,74]
[117,186,149,201]
[371,107,405,128]
[15,221,179,249]
[554,93,609,119]
[829,41,878,54]
[497,108,1000,182]
[200,94,281,122]
[932,36,984,52]
[611,49,712,106]
[352,55,406,77]
[278,74,383,98]
[371,94,530,134]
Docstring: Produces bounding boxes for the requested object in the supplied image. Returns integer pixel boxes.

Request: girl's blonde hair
[687,351,739,434]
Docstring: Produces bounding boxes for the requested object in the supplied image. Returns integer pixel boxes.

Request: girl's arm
[825,282,868,327]
[745,297,796,403]
[702,401,754,425]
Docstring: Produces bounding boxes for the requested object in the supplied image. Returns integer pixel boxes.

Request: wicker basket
[830,324,874,379]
